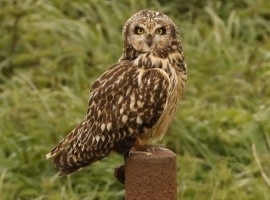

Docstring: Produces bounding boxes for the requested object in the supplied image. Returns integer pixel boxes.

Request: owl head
[121,10,180,59]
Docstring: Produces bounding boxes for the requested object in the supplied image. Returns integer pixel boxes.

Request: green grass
[0,0,270,199]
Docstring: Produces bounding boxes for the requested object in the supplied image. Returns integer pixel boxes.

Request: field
[0,0,270,199]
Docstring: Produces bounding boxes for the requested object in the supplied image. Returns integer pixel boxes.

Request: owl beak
[147,34,153,47]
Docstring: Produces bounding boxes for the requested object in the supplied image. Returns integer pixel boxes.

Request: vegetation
[0,0,270,199]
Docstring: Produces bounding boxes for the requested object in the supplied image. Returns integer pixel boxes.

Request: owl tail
[52,150,108,175]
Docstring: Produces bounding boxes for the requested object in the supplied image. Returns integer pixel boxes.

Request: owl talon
[144,144,168,154]
[151,144,168,152]
[129,144,168,156]
[129,149,153,156]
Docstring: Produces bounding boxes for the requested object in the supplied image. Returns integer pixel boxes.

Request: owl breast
[136,51,187,145]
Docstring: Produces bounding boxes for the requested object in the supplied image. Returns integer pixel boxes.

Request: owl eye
[134,27,144,35]
[155,27,166,35]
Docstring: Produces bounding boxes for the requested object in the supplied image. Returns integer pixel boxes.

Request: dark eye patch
[156,27,166,35]
[134,26,144,34]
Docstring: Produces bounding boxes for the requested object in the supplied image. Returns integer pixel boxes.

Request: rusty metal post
[124,148,177,200]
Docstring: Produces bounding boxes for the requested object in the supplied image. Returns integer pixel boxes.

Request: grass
[0,0,270,199]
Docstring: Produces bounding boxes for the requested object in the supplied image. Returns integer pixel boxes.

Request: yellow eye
[155,27,166,35]
[134,27,144,35]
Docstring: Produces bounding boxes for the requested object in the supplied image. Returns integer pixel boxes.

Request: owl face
[127,21,172,52]
[123,10,179,53]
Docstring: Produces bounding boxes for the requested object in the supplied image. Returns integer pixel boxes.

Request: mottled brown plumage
[46,10,187,175]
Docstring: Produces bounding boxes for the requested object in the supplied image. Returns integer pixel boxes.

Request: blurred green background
[0,0,270,199]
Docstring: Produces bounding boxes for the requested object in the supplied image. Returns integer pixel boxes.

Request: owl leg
[129,139,168,155]
[148,144,168,152]
[134,144,168,154]
[115,145,163,184]
[129,148,153,156]
[127,138,152,156]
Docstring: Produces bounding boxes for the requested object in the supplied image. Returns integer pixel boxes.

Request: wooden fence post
[124,148,177,200]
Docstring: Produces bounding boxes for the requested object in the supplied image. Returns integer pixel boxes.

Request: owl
[46,10,187,175]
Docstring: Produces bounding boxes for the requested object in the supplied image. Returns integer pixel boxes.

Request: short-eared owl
[46,10,187,175]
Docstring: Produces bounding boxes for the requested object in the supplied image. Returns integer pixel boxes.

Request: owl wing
[46,60,170,175]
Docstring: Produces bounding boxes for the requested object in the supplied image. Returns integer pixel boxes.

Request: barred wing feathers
[46,60,170,175]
